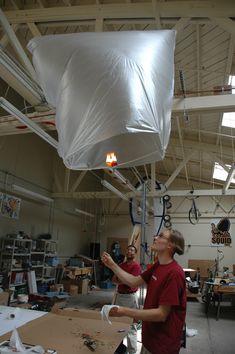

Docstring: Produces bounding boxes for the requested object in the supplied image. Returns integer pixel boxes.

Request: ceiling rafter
[176,116,189,184]
[152,0,161,29]
[0,9,37,81]
[51,187,235,200]
[0,23,19,47]
[164,151,194,189]
[27,22,41,37]
[37,0,48,8]
[4,2,235,25]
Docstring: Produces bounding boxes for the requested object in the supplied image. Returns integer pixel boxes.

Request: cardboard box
[61,280,78,295]
[78,278,89,294]
[62,278,89,295]
[69,285,78,295]
[0,292,9,306]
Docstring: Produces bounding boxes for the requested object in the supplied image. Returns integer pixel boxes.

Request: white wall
[0,134,94,262]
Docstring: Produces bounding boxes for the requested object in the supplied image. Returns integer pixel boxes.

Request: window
[221,75,235,128]
[213,162,235,183]
[222,112,235,128]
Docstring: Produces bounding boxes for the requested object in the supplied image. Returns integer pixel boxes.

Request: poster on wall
[0,193,21,219]
[210,217,232,246]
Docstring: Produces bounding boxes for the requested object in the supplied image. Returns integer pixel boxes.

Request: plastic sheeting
[28,30,176,170]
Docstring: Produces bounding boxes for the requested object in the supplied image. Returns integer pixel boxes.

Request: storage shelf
[43,277,55,282]
[0,238,58,295]
[11,268,24,271]
[1,252,30,256]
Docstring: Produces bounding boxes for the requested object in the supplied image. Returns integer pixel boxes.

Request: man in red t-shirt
[102,229,186,354]
[113,245,141,354]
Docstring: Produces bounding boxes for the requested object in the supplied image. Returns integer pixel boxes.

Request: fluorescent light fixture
[213,162,235,184]
[0,45,45,102]
[108,168,137,192]
[0,98,58,149]
[101,179,129,201]
[109,168,126,184]
[12,184,54,203]
[75,208,95,218]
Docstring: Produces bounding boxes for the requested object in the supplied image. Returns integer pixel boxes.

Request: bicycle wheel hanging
[188,207,200,225]
[129,178,172,234]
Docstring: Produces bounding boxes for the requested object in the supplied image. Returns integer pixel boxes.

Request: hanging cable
[179,69,189,123]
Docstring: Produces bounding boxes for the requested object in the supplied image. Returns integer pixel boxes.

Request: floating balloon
[28,30,176,169]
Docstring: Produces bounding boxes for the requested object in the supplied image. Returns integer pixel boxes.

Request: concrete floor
[66,289,235,354]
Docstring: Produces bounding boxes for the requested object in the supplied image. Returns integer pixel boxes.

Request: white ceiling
[0,0,235,200]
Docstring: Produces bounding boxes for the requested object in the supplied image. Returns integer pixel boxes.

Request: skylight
[221,76,235,128]
[213,162,235,183]
[228,75,235,93]
[222,112,235,128]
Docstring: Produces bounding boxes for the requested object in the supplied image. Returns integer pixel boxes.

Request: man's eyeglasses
[154,233,170,241]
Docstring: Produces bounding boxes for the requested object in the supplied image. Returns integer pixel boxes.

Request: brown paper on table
[0,311,131,354]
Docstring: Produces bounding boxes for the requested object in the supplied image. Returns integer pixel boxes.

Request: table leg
[216,293,222,321]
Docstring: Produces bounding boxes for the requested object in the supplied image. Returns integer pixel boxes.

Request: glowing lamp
[106,152,117,167]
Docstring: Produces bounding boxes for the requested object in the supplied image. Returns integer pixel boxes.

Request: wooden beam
[4,2,235,24]
[37,0,48,7]
[169,138,233,159]
[173,17,190,33]
[51,187,235,199]
[176,116,189,184]
[64,168,70,192]
[223,163,235,193]
[95,17,103,32]
[71,171,86,192]
[152,0,161,29]
[210,17,235,36]
[173,94,235,114]
[0,23,19,47]
[164,152,194,189]
[54,172,63,192]
[27,22,42,37]
[0,9,37,81]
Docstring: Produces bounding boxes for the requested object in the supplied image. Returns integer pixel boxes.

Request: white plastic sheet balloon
[28,30,176,170]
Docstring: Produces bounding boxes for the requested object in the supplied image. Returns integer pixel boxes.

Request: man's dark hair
[127,244,137,253]
[169,229,185,255]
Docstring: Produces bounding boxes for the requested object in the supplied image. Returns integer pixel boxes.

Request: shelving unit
[0,238,58,294]
[41,239,58,283]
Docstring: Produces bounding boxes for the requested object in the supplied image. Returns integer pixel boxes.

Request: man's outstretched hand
[101,252,116,268]
[109,306,125,317]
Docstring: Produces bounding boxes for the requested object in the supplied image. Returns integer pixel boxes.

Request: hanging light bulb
[106,152,117,167]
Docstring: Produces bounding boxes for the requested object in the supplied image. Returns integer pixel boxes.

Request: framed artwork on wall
[0,193,21,219]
